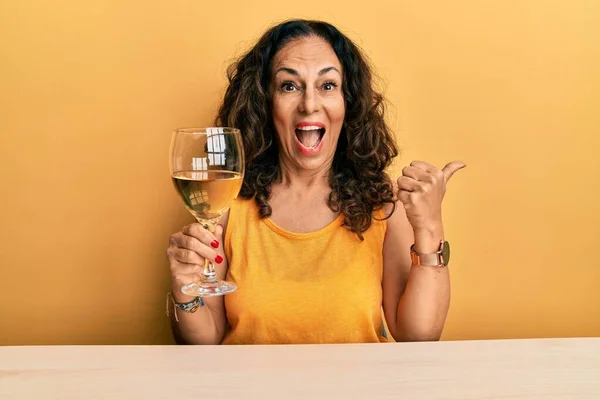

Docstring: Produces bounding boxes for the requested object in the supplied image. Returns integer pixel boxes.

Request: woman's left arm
[382,160,465,342]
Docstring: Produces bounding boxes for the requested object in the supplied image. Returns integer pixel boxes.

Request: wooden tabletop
[1,338,599,399]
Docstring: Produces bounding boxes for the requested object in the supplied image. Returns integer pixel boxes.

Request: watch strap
[410,241,449,267]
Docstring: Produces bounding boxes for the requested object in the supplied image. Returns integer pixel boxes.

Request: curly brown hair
[215,19,398,240]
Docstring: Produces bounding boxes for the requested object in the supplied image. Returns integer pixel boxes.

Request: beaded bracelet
[166,292,205,322]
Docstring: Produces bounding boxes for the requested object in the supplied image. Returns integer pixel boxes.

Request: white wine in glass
[170,127,244,297]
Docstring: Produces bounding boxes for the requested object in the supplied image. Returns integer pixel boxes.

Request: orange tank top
[222,197,394,344]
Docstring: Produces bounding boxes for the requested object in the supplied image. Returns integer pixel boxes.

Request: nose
[298,87,321,114]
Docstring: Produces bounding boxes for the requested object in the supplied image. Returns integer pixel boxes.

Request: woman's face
[270,36,345,174]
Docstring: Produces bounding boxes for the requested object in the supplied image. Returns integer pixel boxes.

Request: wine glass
[169,127,244,297]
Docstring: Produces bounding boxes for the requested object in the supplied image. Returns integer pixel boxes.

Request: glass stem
[199,218,218,282]
[203,259,217,282]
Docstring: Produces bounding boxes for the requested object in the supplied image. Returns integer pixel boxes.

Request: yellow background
[1,0,598,345]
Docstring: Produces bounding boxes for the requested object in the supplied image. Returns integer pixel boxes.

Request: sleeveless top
[222,197,394,344]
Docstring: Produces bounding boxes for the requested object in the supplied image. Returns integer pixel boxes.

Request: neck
[277,157,332,193]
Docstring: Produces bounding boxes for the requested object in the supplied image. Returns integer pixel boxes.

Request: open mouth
[295,126,326,150]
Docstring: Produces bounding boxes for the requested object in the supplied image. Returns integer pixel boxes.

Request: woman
[166,19,464,344]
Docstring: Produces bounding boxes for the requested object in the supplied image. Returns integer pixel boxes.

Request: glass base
[181,279,237,297]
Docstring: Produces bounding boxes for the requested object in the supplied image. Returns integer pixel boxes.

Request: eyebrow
[275,66,341,77]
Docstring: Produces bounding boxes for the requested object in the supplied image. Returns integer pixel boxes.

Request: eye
[281,82,298,92]
[322,81,338,91]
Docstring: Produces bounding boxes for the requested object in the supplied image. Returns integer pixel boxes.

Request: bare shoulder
[219,209,231,233]
[381,176,413,249]
[219,196,251,234]
[219,202,236,237]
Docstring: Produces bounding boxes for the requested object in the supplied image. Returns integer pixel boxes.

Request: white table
[1,338,599,399]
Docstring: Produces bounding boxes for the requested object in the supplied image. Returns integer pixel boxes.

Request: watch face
[442,241,450,265]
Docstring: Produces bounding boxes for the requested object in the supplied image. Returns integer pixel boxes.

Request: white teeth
[297,126,323,131]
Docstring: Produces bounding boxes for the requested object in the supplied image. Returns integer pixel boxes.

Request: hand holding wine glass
[167,221,227,302]
[167,127,244,298]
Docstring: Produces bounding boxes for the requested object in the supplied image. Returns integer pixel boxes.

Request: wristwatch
[410,240,450,267]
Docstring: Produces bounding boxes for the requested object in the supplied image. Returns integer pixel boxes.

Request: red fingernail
[210,240,219,248]
[215,255,223,264]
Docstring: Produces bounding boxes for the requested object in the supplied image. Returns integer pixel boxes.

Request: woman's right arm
[166,212,230,345]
